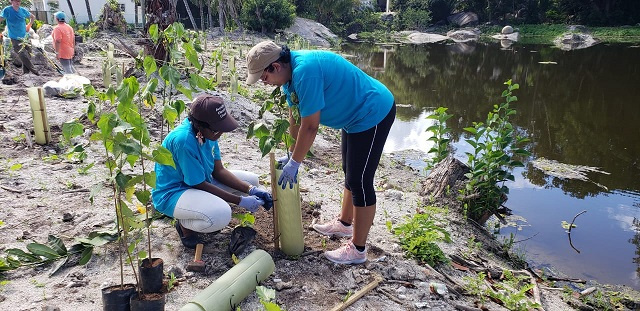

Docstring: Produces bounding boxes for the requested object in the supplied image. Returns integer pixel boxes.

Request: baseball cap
[189,95,238,132]
[55,11,66,21]
[246,41,282,85]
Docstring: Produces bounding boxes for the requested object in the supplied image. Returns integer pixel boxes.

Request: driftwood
[421,156,469,199]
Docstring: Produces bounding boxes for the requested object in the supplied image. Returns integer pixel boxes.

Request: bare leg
[339,187,354,224]
[352,204,376,246]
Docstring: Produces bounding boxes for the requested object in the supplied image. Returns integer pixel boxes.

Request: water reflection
[343,42,640,288]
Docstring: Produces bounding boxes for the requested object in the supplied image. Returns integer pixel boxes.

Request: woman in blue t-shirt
[246,41,396,264]
[0,0,39,75]
[152,95,273,249]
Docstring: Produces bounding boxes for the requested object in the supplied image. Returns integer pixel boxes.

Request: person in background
[51,11,75,74]
[0,0,38,75]
[246,41,396,264]
[152,94,273,249]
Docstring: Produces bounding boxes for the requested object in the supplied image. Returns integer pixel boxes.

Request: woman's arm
[291,111,320,163]
[192,160,250,205]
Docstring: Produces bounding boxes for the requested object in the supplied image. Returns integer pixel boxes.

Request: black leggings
[341,103,396,207]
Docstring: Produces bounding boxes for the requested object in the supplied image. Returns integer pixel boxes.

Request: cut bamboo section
[26,87,51,145]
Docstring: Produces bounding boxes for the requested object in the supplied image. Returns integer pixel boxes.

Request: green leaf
[143,55,157,78]
[152,146,175,168]
[159,65,180,86]
[62,121,84,142]
[176,84,193,100]
[78,247,93,265]
[135,190,152,205]
[26,243,60,260]
[148,24,159,42]
[47,235,68,256]
[6,248,40,262]
[48,256,69,276]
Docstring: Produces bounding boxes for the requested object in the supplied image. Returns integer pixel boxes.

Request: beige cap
[246,41,282,85]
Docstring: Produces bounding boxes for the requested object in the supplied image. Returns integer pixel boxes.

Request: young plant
[425,106,453,168]
[247,87,297,159]
[462,80,530,220]
[393,212,451,267]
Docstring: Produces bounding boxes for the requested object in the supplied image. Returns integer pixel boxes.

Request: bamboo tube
[26,87,51,145]
[274,168,304,256]
[179,249,275,311]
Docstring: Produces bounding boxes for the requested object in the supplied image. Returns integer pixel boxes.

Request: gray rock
[283,17,338,48]
[447,12,479,27]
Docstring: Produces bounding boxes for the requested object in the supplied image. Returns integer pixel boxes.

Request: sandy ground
[0,30,638,311]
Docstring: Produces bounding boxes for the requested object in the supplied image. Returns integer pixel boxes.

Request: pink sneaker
[324,242,367,264]
[313,218,353,237]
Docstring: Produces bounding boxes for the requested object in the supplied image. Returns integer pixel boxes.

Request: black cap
[189,95,238,132]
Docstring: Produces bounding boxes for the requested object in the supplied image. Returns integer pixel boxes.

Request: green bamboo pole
[179,249,275,311]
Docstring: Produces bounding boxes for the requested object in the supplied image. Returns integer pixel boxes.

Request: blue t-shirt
[1,6,30,40]
[151,119,222,217]
[282,50,394,133]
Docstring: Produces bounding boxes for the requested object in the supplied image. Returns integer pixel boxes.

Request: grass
[478,24,640,44]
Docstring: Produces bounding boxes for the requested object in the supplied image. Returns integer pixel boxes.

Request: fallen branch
[377,288,403,305]
[384,279,416,288]
[568,210,587,234]
[0,185,23,193]
[330,274,382,311]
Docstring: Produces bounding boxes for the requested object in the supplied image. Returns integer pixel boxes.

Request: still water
[343,42,640,288]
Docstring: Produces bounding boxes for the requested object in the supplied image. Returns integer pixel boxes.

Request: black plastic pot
[130,292,166,311]
[102,283,136,311]
[139,257,164,294]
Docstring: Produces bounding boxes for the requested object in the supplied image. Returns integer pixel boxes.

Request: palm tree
[84,0,93,22]
[65,0,77,22]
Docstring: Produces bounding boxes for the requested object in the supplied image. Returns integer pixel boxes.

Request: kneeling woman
[152,95,272,248]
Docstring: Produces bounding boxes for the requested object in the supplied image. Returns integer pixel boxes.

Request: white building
[46,0,140,24]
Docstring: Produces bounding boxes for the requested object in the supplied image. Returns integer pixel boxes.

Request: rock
[446,29,480,42]
[405,32,449,44]
[41,306,60,311]
[447,12,479,27]
[283,17,338,48]
[62,212,74,222]
[275,281,294,291]
[37,24,54,39]
[501,25,514,34]
[554,32,598,50]
[347,33,358,41]
[384,189,403,200]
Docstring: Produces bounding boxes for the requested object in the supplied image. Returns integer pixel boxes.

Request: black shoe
[175,221,202,249]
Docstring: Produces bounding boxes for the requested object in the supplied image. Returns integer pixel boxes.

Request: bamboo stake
[269,152,280,251]
[330,275,383,311]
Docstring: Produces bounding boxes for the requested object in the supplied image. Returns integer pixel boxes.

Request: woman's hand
[238,195,265,212]
[249,186,273,210]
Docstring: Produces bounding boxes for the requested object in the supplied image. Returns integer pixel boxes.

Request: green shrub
[240,0,295,33]
[393,213,450,267]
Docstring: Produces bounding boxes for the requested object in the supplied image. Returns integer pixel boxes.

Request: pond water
[342,41,640,289]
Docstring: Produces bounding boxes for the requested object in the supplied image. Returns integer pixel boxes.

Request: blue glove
[238,195,265,213]
[276,154,290,169]
[249,186,273,210]
[277,158,300,189]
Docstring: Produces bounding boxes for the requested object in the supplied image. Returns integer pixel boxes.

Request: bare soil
[1,29,639,311]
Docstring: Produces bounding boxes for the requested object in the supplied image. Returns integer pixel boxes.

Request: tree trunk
[225,0,242,30]
[145,0,177,63]
[182,0,198,30]
[65,0,77,22]
[199,1,204,30]
[207,1,213,30]
[421,156,469,199]
[84,0,93,22]
[218,0,225,34]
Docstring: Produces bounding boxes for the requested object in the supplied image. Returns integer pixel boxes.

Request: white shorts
[172,170,259,233]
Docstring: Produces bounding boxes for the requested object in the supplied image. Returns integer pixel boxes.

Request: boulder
[447,29,480,42]
[405,32,449,44]
[554,32,598,50]
[37,24,54,39]
[501,25,514,34]
[447,12,479,27]
[283,17,338,48]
